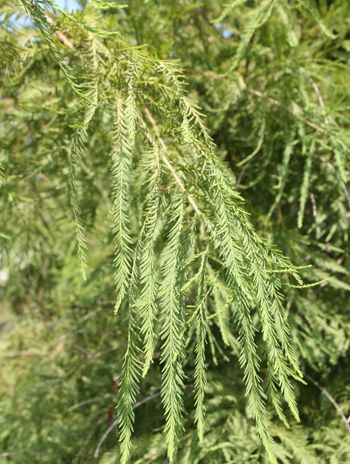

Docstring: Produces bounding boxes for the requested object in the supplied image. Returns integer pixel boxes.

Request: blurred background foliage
[1,0,350,462]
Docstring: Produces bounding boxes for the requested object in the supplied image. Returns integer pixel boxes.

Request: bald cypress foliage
[1,1,349,463]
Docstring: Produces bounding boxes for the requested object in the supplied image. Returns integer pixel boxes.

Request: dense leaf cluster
[0,1,349,463]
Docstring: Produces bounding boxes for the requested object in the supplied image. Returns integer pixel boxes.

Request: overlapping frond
[138,168,161,377]
[117,314,142,464]
[193,249,209,443]
[159,196,186,462]
[110,97,133,313]
[2,1,350,464]
[10,3,311,464]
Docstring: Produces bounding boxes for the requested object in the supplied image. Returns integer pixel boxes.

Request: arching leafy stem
[11,2,318,463]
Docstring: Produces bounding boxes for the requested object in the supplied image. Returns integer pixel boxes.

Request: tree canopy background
[0,0,350,463]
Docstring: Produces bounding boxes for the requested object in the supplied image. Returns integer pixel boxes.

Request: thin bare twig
[310,192,317,218]
[78,415,104,456]
[93,392,161,458]
[95,345,120,358]
[305,374,350,434]
[79,307,104,324]
[72,343,97,359]
[235,157,254,190]
[43,11,84,60]
[308,75,329,124]
[141,108,201,215]
[44,13,75,51]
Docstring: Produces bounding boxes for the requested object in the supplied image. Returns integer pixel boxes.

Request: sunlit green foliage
[0,1,349,463]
